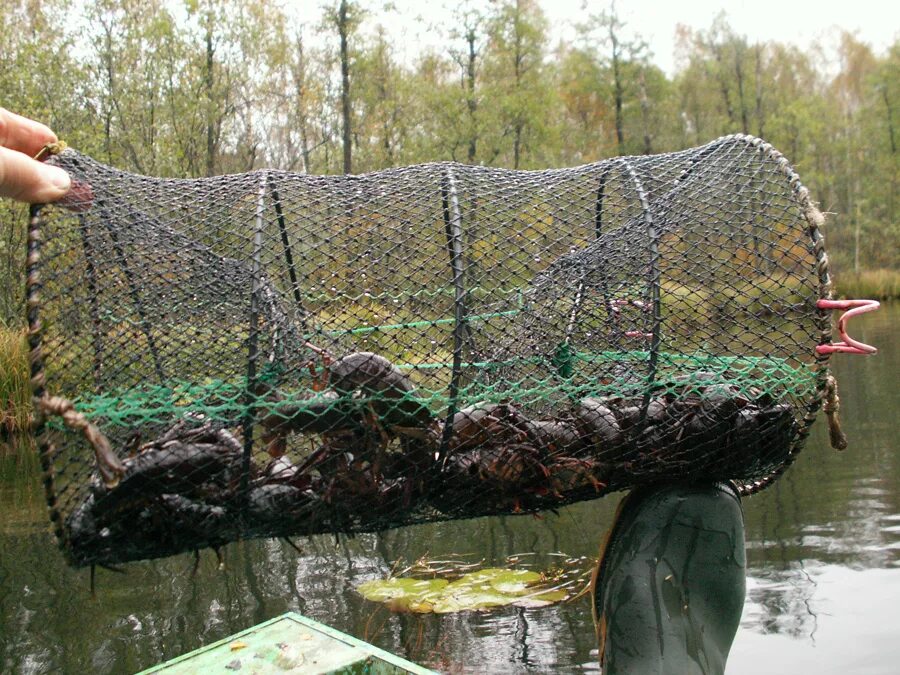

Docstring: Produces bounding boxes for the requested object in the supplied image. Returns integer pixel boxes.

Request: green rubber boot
[591,483,746,675]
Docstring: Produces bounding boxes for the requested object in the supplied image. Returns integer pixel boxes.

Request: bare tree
[578,4,648,156]
[333,0,355,174]
[448,4,485,164]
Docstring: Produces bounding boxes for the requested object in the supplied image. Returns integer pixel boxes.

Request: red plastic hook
[815,299,880,355]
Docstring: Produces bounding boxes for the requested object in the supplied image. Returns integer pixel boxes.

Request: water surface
[1,304,897,673]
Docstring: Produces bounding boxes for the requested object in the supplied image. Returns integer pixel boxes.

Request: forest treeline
[0,0,898,325]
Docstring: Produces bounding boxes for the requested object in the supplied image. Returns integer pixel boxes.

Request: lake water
[1,304,897,674]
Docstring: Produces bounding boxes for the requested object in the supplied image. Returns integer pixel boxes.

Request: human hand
[0,108,71,203]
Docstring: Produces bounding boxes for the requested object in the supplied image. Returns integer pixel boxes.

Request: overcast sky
[293,0,898,76]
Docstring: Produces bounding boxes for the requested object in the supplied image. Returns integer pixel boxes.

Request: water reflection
[731,566,900,675]
[0,305,897,673]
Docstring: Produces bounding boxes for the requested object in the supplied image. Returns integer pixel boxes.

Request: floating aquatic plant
[357,553,592,614]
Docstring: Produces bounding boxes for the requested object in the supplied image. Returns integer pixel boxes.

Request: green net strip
[57,351,818,430]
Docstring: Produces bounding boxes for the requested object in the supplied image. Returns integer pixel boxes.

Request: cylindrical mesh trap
[26,134,853,567]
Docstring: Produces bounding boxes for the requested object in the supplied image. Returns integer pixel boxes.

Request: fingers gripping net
[28,135,834,567]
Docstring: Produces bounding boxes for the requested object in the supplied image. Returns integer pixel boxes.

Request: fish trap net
[26,134,857,567]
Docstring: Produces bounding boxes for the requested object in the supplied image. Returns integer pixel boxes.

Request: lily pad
[358,566,573,614]
[431,588,513,614]
[483,568,543,595]
[512,588,569,608]
[357,577,448,602]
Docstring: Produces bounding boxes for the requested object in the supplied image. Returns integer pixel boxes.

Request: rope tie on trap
[37,395,125,488]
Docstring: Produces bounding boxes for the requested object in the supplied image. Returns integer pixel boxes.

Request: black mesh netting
[27,134,837,567]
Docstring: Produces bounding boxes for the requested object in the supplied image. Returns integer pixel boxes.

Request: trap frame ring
[726,134,830,495]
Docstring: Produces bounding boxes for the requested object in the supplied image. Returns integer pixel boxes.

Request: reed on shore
[834,269,900,301]
[0,326,32,445]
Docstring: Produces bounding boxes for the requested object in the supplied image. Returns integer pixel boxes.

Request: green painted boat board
[137,612,438,675]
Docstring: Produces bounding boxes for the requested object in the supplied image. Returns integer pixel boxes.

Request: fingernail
[42,165,71,192]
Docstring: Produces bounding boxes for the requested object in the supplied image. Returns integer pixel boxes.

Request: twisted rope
[822,374,848,450]
[26,203,65,547]
[37,395,124,488]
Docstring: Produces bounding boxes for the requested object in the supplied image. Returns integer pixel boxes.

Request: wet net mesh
[27,134,836,567]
